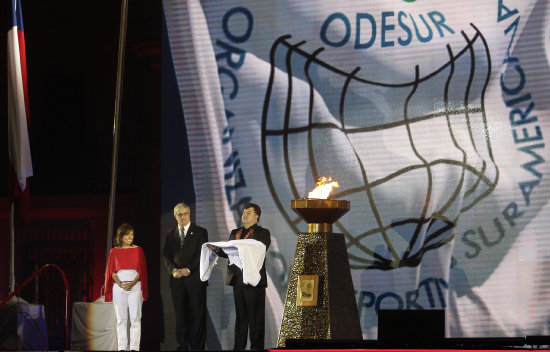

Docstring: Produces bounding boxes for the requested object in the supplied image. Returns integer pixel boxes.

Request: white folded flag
[200,239,266,286]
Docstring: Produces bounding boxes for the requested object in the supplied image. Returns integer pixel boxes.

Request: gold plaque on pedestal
[296,275,319,306]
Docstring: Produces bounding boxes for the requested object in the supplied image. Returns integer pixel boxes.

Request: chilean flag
[8,0,32,222]
[8,0,32,217]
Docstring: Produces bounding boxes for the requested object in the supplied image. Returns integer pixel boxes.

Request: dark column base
[277,232,362,347]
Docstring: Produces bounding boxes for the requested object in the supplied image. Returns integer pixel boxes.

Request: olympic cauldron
[277,194,362,347]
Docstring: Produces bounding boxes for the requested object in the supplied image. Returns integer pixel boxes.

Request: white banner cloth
[200,239,266,286]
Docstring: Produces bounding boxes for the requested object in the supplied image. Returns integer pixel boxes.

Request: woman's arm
[112,272,122,287]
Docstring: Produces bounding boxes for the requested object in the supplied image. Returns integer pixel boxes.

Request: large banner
[163,0,550,348]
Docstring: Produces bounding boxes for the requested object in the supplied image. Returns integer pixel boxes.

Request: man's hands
[207,244,220,252]
[171,244,218,279]
[172,268,191,278]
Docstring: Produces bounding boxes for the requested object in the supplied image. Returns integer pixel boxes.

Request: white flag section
[200,240,266,286]
[164,0,550,348]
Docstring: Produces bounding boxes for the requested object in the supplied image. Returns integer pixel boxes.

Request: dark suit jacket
[163,223,208,288]
[218,223,271,287]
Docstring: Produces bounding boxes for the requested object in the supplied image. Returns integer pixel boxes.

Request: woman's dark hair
[114,223,135,248]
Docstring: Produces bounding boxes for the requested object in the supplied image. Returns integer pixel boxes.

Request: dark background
[1,0,163,349]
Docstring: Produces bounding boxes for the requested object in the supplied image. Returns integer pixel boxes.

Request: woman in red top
[104,223,148,351]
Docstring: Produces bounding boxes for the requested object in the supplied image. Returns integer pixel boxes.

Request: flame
[308,177,339,199]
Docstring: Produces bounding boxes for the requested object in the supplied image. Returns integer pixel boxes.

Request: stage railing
[0,264,70,350]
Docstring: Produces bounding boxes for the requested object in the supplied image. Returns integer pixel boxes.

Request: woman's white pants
[112,269,143,351]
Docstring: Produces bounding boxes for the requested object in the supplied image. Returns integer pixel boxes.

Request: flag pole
[9,202,15,292]
[107,0,129,261]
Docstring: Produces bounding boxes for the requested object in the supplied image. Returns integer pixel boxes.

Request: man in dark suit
[163,203,208,351]
[208,203,271,350]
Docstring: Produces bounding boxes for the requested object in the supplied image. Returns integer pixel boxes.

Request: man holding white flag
[208,203,271,350]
